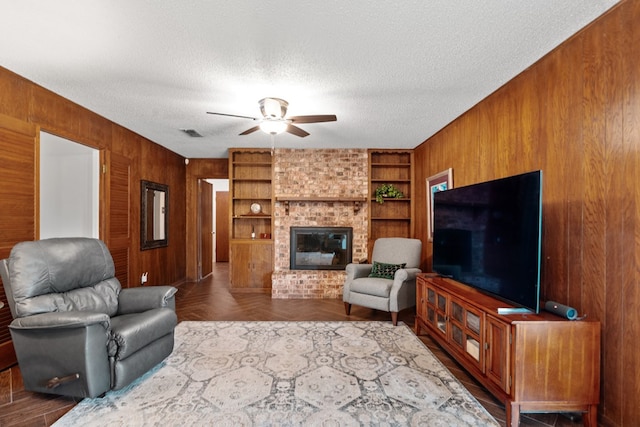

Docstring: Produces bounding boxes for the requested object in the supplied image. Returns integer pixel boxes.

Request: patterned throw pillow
[368,261,407,279]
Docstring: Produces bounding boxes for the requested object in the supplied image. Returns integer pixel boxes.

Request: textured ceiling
[0,1,618,159]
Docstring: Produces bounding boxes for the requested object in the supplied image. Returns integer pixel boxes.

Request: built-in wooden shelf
[229,148,274,293]
[368,149,415,255]
[275,197,367,215]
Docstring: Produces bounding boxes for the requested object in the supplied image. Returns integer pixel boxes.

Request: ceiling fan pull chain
[271,133,275,156]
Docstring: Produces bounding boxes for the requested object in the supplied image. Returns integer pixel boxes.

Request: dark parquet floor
[0,263,584,426]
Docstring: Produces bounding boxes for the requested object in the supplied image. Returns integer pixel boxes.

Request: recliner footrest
[109,308,177,360]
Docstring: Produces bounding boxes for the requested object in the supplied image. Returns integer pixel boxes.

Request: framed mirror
[141,180,168,250]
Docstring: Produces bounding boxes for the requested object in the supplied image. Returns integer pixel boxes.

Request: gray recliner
[0,237,178,398]
[343,238,422,325]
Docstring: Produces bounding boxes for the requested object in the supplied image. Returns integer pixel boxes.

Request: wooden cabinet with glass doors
[416,274,601,427]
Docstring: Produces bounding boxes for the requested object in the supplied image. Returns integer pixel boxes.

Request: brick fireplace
[271,148,368,299]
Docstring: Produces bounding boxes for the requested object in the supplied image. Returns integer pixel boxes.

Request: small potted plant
[375,183,404,204]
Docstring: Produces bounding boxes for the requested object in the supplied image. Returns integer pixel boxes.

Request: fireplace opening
[290,226,353,270]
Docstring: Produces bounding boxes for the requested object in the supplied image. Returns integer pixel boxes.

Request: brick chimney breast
[272,149,368,299]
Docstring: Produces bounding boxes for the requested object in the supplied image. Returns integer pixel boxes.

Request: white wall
[40,132,99,239]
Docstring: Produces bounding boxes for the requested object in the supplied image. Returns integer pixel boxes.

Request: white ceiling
[0,1,618,159]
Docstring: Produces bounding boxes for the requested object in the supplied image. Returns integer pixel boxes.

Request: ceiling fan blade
[239,125,260,136]
[286,124,310,138]
[288,114,337,124]
[207,112,258,121]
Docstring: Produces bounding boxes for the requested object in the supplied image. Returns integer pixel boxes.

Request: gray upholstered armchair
[343,238,422,325]
[0,237,178,398]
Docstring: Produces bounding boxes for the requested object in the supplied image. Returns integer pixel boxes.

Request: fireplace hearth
[290,226,353,270]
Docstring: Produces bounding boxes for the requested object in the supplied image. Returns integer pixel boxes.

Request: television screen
[432,170,543,312]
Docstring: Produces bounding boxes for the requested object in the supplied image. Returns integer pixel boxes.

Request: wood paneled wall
[414,2,638,425]
[0,114,38,368]
[0,67,188,288]
[0,66,188,366]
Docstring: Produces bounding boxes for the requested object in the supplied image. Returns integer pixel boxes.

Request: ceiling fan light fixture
[259,97,288,118]
[208,97,335,138]
[259,119,287,135]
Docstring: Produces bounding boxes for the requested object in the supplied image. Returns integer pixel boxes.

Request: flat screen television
[432,170,543,313]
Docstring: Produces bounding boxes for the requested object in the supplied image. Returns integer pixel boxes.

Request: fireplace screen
[290,226,353,270]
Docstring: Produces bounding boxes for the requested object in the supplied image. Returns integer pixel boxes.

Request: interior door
[199,180,213,279]
[216,191,229,262]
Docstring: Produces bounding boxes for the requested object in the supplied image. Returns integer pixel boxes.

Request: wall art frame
[426,168,453,241]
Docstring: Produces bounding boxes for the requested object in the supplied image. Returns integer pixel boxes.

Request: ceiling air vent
[180,128,203,137]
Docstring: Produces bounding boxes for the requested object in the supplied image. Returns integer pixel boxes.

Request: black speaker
[544,301,578,320]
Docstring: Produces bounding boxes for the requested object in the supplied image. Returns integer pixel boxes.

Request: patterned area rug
[54,321,499,426]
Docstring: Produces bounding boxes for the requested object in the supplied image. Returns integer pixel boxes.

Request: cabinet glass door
[450,300,465,351]
[452,323,463,347]
[435,292,447,334]
[465,308,483,365]
[448,298,484,367]
[451,300,464,323]
[424,282,448,334]
[422,282,448,336]
[465,311,480,362]
[436,313,447,334]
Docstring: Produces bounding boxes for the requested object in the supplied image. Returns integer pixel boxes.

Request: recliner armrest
[9,311,110,330]
[388,268,422,313]
[393,268,421,283]
[345,263,373,280]
[117,286,178,315]
[389,268,421,294]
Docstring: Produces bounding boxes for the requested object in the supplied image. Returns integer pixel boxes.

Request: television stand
[415,274,601,427]
[496,307,532,315]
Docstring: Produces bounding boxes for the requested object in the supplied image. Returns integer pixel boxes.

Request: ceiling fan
[207,97,337,137]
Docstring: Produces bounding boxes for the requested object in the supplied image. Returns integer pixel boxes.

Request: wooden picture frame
[426,168,453,241]
[140,180,169,250]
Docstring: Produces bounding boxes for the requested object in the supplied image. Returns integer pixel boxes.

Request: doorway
[40,132,99,239]
[215,191,229,262]
[197,179,229,280]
